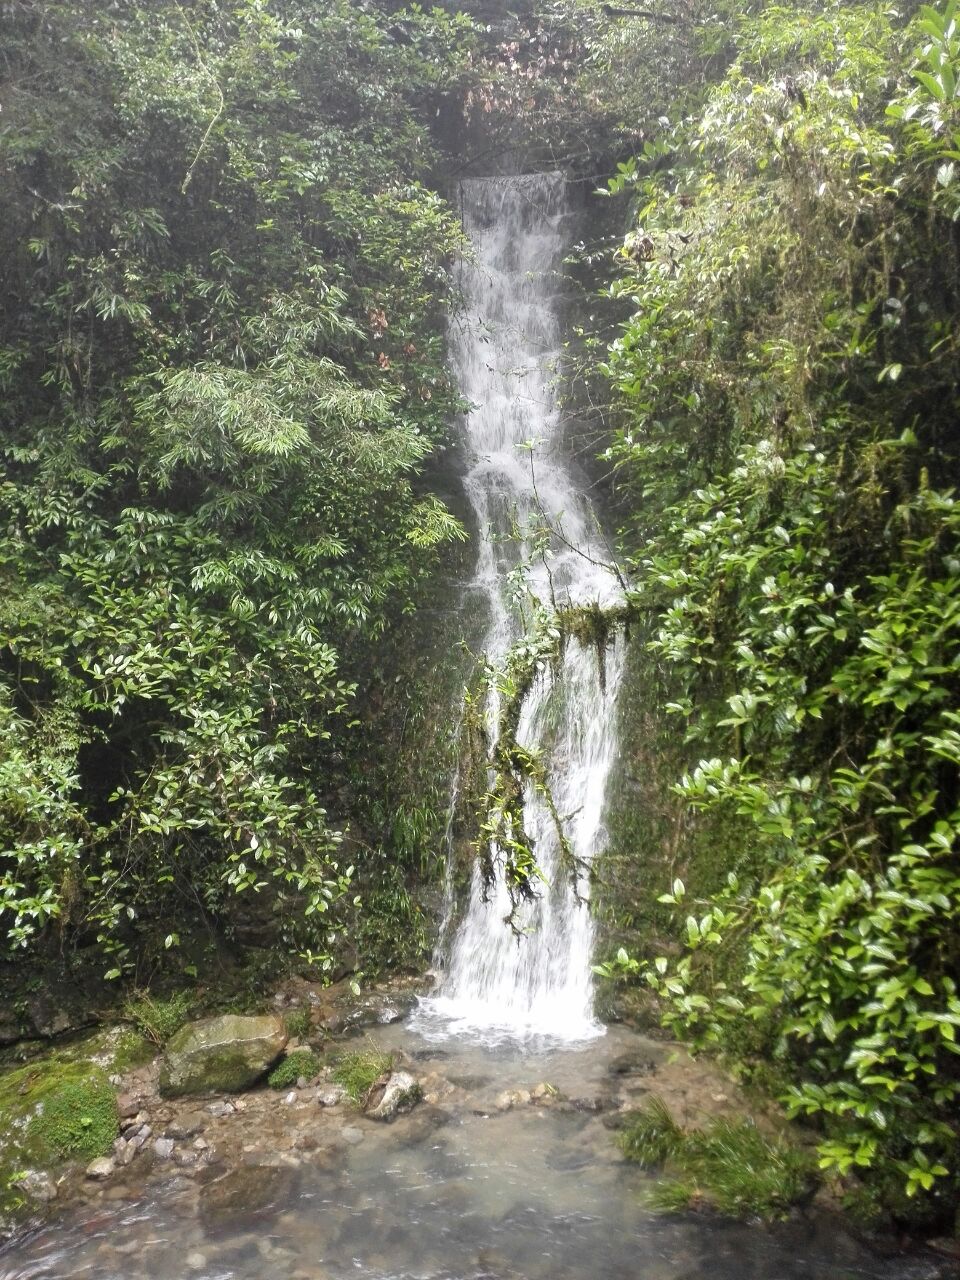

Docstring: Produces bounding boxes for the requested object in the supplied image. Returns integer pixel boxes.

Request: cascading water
[417,172,626,1044]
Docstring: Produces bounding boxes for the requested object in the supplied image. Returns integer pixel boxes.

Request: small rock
[341,1126,365,1145]
[17,1170,58,1202]
[85,1157,116,1180]
[194,1136,209,1151]
[166,1110,206,1138]
[186,1252,207,1271]
[316,1084,347,1108]
[494,1089,531,1112]
[296,1076,309,1090]
[206,1100,235,1118]
[531,1082,558,1102]
[153,1137,175,1160]
[116,1092,140,1119]
[118,1141,138,1167]
[284,1090,298,1105]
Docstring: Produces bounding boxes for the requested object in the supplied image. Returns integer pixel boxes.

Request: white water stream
[417,173,625,1044]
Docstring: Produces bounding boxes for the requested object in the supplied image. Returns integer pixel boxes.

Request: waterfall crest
[417,173,625,1044]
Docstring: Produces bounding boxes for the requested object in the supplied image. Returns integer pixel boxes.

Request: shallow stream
[0,1019,940,1280]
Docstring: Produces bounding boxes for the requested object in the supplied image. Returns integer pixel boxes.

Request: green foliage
[123,990,195,1047]
[595,0,960,1224]
[268,1049,321,1089]
[0,0,474,973]
[621,1097,815,1220]
[332,1044,394,1104]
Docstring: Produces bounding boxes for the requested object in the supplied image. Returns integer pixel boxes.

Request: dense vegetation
[0,0,474,982]
[585,0,960,1229]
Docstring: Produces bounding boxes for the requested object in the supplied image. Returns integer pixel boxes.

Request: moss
[0,1055,118,1225]
[268,1050,321,1089]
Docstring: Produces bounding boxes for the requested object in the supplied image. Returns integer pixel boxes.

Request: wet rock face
[160,1015,287,1097]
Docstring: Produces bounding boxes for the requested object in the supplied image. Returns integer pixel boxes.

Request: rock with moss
[159,1014,287,1097]
[0,1056,119,1231]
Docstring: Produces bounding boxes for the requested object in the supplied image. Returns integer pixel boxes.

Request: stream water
[0,177,946,1280]
[0,1023,941,1280]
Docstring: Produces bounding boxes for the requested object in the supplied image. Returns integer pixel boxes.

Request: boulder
[365,1071,422,1121]
[159,1015,287,1097]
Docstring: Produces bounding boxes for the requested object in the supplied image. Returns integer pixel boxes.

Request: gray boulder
[159,1014,287,1097]
[365,1071,422,1121]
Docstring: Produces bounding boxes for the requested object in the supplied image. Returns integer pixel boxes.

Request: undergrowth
[620,1096,816,1220]
[332,1044,394,1104]
[268,1049,321,1089]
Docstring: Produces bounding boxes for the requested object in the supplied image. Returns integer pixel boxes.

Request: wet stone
[166,1110,206,1138]
[85,1157,116,1180]
[198,1164,298,1234]
[606,1051,659,1077]
[316,1084,347,1107]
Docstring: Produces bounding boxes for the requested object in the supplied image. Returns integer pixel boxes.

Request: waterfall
[417,173,625,1044]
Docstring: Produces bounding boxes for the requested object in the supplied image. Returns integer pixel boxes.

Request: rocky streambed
[0,983,953,1280]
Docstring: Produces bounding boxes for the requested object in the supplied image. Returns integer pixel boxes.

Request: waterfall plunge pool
[0,1019,942,1280]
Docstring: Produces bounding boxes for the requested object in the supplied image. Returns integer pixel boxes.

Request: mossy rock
[159,1014,287,1097]
[0,1055,118,1227]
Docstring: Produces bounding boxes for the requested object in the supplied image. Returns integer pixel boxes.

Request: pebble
[341,1126,365,1146]
[206,1100,235,1117]
[284,1090,298,1105]
[186,1251,207,1270]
